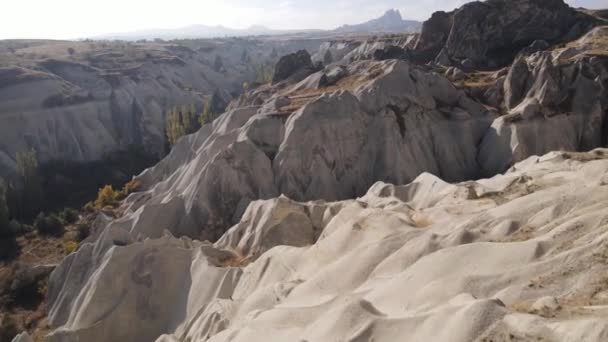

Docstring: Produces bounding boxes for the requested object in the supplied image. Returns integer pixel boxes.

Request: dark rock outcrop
[414,0,599,68]
[271,50,316,85]
[373,45,410,61]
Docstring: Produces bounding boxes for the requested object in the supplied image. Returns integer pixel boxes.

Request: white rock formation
[117,59,494,240]
[46,148,608,341]
[478,32,608,176]
[42,36,608,341]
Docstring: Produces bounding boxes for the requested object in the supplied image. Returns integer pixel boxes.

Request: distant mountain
[334,9,422,34]
[94,9,421,41]
[96,25,321,41]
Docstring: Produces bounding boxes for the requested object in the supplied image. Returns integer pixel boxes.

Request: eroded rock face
[109,59,493,240]
[46,149,608,342]
[64,49,608,244]
[479,46,608,176]
[0,40,321,180]
[414,0,599,67]
[311,41,362,65]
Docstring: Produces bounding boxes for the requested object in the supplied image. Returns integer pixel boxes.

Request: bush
[34,213,64,236]
[59,208,79,224]
[83,201,95,213]
[7,220,26,236]
[94,185,119,209]
[76,224,90,242]
[0,314,18,342]
[121,179,142,197]
[0,236,19,261]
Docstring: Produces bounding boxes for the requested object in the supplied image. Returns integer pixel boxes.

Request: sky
[0,0,605,40]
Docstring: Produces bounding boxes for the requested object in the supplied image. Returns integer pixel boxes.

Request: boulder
[271,50,316,85]
[323,65,347,86]
[373,45,409,61]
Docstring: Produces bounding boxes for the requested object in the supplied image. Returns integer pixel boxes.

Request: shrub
[83,201,95,213]
[15,149,44,217]
[34,213,64,236]
[63,241,78,255]
[0,236,19,261]
[121,179,142,197]
[76,223,91,242]
[94,185,119,209]
[0,314,18,342]
[60,208,79,224]
[7,220,25,236]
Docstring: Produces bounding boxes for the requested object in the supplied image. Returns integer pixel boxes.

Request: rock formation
[478,26,608,175]
[413,0,601,67]
[8,1,608,341]
[271,50,318,85]
[46,148,608,342]
[113,59,493,241]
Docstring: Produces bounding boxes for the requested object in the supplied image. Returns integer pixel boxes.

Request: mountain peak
[382,9,403,22]
[334,8,421,33]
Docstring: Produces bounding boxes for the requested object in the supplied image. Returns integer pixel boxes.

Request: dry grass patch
[278,64,388,113]
[564,26,608,57]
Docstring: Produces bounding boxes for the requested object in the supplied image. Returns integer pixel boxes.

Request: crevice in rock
[386,104,406,138]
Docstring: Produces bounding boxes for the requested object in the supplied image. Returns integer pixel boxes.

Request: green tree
[34,212,64,236]
[16,149,44,217]
[166,104,204,148]
[165,107,185,147]
[199,98,212,126]
[255,63,273,84]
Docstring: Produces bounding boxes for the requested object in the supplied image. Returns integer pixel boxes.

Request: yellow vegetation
[62,240,78,255]
[94,185,119,209]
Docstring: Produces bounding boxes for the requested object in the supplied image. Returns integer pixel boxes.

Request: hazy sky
[1,0,605,39]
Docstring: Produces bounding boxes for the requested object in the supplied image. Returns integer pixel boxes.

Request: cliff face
[414,0,601,67]
[0,39,321,180]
